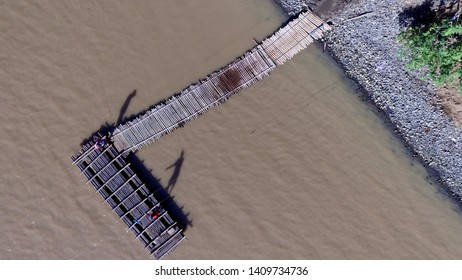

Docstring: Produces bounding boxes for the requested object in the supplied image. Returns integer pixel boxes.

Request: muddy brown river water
[2,0,462,259]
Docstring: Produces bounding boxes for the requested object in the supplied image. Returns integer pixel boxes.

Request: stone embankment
[275,0,462,202]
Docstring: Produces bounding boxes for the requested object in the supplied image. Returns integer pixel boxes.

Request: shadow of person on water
[165,150,185,194]
[79,89,137,146]
[117,90,137,125]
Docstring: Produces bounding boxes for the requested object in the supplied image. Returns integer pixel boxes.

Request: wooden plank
[119,193,155,219]
[111,183,146,210]
[155,235,187,259]
[135,210,169,239]
[81,150,124,175]
[151,230,184,256]
[93,164,131,191]
[103,174,137,203]
[144,222,178,248]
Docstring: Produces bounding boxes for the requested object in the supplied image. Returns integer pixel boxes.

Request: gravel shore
[275,0,462,202]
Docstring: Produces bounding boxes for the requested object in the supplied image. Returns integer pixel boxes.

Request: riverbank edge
[273,0,462,205]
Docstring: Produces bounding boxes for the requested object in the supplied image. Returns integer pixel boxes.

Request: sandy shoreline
[274,0,462,204]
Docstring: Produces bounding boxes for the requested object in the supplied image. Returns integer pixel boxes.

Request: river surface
[2,0,462,259]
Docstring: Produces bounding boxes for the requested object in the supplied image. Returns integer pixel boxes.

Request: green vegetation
[398,16,462,93]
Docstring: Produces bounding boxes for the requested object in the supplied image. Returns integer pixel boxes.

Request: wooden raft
[111,11,330,154]
[71,137,186,259]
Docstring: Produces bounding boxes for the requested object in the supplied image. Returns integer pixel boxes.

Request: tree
[398,14,462,93]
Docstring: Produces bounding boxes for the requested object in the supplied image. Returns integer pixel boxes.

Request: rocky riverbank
[274,0,462,202]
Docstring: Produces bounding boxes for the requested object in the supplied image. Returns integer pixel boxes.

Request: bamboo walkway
[71,11,330,259]
[261,10,329,65]
[111,11,331,154]
[71,137,186,259]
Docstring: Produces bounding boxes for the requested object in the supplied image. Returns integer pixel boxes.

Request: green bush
[398,17,462,93]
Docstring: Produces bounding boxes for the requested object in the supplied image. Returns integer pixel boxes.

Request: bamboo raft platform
[71,11,329,259]
[111,11,331,154]
[71,137,186,259]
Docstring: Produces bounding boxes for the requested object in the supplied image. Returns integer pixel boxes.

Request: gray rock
[273,0,318,16]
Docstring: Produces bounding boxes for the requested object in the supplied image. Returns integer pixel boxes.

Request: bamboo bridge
[71,11,330,259]
[111,11,330,154]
